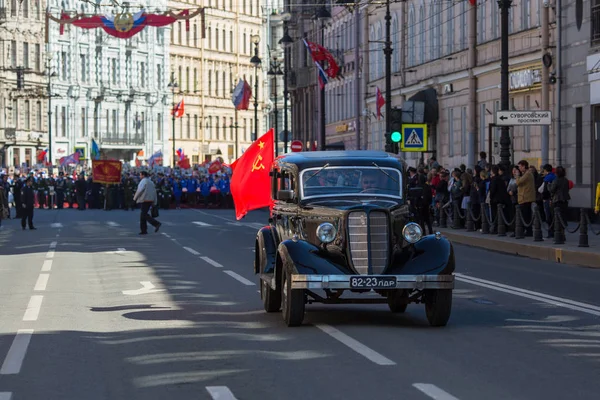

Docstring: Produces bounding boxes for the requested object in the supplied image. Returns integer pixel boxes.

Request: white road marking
[34,274,49,291]
[49,241,57,249]
[117,248,126,252]
[315,324,396,366]
[193,221,212,227]
[0,392,12,400]
[206,386,238,400]
[161,232,171,238]
[455,273,600,317]
[50,223,63,228]
[45,250,55,259]
[107,221,120,227]
[41,259,53,272]
[413,383,460,400]
[0,329,34,375]
[201,256,224,268]
[22,296,43,321]
[183,247,201,256]
[122,281,165,296]
[223,270,256,286]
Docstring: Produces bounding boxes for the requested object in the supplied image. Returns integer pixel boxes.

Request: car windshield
[300,166,402,200]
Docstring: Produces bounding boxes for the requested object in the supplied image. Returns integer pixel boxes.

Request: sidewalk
[438,222,600,269]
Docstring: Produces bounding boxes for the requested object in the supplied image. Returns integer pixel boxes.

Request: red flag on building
[303,39,340,79]
[376,87,385,120]
[230,128,275,220]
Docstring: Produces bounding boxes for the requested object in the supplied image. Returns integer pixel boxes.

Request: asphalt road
[1,207,600,400]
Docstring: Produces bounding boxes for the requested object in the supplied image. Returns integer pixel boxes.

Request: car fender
[277,240,350,276]
[254,227,278,275]
[389,235,455,275]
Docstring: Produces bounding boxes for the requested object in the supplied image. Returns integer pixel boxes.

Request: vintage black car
[253,150,455,327]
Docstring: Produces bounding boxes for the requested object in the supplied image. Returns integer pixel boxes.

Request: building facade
[46,0,171,167]
[168,0,263,166]
[0,0,49,169]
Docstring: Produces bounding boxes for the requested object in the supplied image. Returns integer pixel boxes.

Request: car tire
[425,289,452,327]
[387,290,408,313]
[260,277,281,313]
[281,268,305,327]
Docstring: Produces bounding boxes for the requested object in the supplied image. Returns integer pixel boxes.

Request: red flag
[469,0,476,5]
[376,87,385,120]
[208,159,222,174]
[178,156,191,169]
[304,39,340,79]
[241,80,252,110]
[171,99,184,118]
[230,129,275,220]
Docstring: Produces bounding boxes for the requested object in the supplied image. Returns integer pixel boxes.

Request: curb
[440,230,600,269]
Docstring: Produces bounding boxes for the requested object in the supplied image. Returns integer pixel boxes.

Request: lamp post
[268,57,283,156]
[46,56,57,173]
[279,13,293,153]
[167,71,178,167]
[316,6,331,151]
[498,0,512,169]
[250,35,261,142]
[384,0,394,153]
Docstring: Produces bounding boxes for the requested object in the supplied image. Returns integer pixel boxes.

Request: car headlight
[316,222,337,244]
[402,222,423,244]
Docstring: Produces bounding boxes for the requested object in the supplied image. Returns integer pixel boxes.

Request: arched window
[408,7,415,66]
[216,118,220,140]
[419,5,425,63]
[207,117,212,140]
[447,3,454,55]
[429,4,435,60]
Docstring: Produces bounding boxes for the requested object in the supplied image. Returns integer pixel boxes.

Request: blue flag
[91,139,100,160]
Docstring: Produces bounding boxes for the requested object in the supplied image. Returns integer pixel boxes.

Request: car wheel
[425,289,452,327]
[387,290,408,313]
[260,277,281,313]
[281,268,305,327]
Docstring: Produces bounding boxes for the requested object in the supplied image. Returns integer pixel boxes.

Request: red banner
[92,160,122,184]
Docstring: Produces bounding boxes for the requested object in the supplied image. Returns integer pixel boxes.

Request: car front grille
[347,211,389,275]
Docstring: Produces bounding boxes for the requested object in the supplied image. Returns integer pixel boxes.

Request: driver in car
[360,172,382,192]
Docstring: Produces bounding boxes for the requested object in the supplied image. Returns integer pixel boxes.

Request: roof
[276,150,404,170]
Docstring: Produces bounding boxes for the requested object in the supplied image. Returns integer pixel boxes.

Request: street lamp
[46,54,57,173]
[167,71,178,167]
[250,34,261,142]
[279,12,293,154]
[267,57,283,156]
[315,5,331,151]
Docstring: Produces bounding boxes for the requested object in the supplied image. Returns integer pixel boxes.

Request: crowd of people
[410,152,581,238]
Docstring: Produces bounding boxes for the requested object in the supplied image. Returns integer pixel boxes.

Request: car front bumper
[290,274,454,290]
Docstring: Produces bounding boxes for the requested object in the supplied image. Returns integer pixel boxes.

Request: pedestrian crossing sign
[400,124,428,152]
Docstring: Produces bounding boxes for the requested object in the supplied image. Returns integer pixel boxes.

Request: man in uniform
[20,177,36,230]
[65,177,75,208]
[55,172,66,209]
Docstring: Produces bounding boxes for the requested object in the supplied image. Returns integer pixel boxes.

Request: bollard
[553,207,565,245]
[578,208,589,248]
[497,203,507,236]
[481,203,490,234]
[452,202,461,229]
[532,204,544,242]
[514,205,525,239]
[440,204,448,228]
[466,202,475,232]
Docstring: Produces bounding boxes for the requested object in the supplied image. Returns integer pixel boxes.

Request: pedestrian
[20,177,36,230]
[0,175,8,227]
[133,171,161,235]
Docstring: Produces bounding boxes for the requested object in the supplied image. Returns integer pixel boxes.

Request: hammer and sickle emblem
[252,155,265,172]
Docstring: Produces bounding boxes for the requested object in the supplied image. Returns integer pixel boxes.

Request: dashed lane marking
[49,241,57,249]
[50,223,63,228]
[161,232,171,238]
[45,250,55,259]
[192,221,212,227]
[117,248,126,252]
[201,256,224,268]
[107,221,120,227]
[206,386,238,400]
[0,329,34,375]
[41,260,53,272]
[315,324,396,366]
[184,247,201,256]
[223,270,255,286]
[413,383,461,400]
[34,274,49,291]
[22,296,43,321]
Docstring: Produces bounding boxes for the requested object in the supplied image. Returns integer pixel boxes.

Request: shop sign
[55,145,68,155]
[335,124,348,133]
[509,68,542,91]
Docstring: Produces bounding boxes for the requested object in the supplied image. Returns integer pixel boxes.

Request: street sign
[290,140,303,152]
[495,110,552,126]
[400,124,428,152]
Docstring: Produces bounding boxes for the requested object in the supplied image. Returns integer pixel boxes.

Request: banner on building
[92,160,123,184]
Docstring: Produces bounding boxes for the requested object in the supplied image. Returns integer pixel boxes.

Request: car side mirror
[278,189,295,201]
[408,187,423,199]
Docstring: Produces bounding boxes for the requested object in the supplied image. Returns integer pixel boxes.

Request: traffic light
[385,107,402,153]
[16,68,24,90]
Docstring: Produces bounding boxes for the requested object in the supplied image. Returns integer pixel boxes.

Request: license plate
[349,276,397,289]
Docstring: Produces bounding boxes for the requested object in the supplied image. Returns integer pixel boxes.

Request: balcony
[99,133,145,147]
[593,2,600,47]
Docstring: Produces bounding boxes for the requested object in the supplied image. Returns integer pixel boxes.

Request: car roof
[275,150,404,171]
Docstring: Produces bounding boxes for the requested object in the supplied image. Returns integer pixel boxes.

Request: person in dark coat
[20,177,36,230]
[489,165,511,232]
[75,175,87,210]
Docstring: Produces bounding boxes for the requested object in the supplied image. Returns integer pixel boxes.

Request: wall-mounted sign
[74,146,87,160]
[335,124,348,133]
[509,66,542,92]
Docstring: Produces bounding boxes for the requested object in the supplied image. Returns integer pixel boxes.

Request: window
[186,67,190,92]
[61,51,68,79]
[208,27,212,49]
[447,5,454,55]
[23,0,28,18]
[23,42,29,68]
[229,117,233,141]
[11,40,17,67]
[491,1,498,38]
[157,64,162,89]
[140,62,146,88]
[575,107,583,184]
[194,115,198,139]
[111,59,117,85]
[186,25,190,46]
[81,108,86,137]
[461,107,467,156]
[408,8,415,66]
[522,0,531,30]
[94,103,99,136]
[419,6,425,63]
[178,22,182,43]
[194,25,198,47]
[524,96,531,151]
[207,117,212,140]
[216,118,220,140]
[478,1,486,43]
[230,30,233,52]
[171,25,174,43]
[36,101,42,130]
[80,54,87,82]
[448,108,454,157]
[24,100,30,130]
[35,44,41,71]
[10,0,16,17]
[112,109,117,135]
[215,29,219,50]
[222,29,225,50]
[61,107,67,137]
[187,114,191,139]
[35,0,40,20]
[243,33,247,54]
[222,71,226,98]
[157,113,163,141]
[208,70,212,95]
[215,72,219,96]
[141,112,145,135]
[194,68,198,92]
